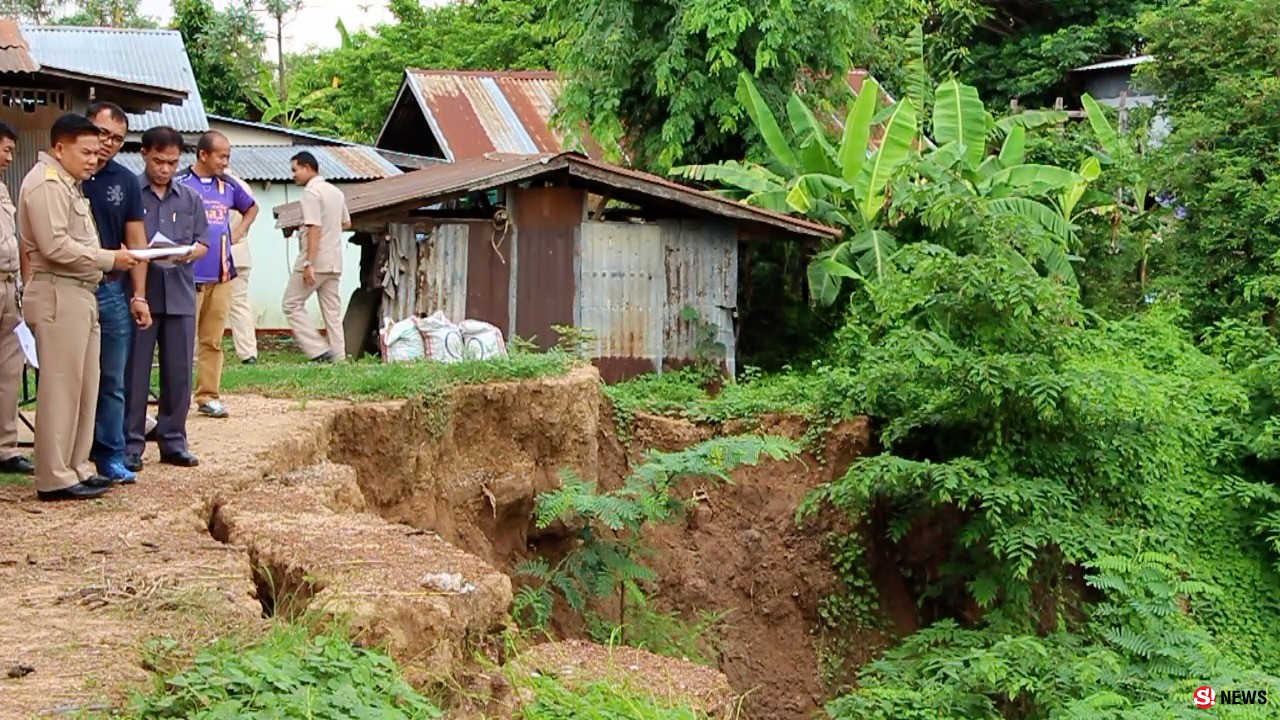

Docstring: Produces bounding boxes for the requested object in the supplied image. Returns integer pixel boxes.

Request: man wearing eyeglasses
[82,102,151,483]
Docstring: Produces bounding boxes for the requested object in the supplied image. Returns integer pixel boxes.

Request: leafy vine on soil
[513,434,800,659]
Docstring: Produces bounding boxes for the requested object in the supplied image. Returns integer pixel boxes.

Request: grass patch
[0,471,27,486]
[605,365,822,432]
[518,675,717,719]
[209,335,576,401]
[112,624,441,719]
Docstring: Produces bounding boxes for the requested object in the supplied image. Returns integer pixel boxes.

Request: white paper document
[14,321,36,369]
[128,247,193,260]
[129,231,194,265]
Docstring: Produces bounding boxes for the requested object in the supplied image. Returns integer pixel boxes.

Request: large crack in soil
[0,368,876,719]
[322,370,881,720]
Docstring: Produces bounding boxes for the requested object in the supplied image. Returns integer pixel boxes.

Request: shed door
[512,186,583,349]
[578,221,665,380]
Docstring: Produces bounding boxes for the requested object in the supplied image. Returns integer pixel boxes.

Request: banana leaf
[934,79,988,170]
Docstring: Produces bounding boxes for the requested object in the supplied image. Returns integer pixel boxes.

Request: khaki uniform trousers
[282,271,344,360]
[0,274,25,462]
[194,281,232,404]
[24,275,101,492]
[227,268,257,361]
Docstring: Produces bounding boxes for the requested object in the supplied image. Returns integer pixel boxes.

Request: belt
[101,270,123,284]
[31,271,98,292]
[0,271,16,283]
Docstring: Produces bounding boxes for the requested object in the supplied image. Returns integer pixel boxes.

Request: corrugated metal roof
[1073,55,1154,73]
[20,25,207,132]
[0,19,40,73]
[402,69,596,161]
[207,114,357,146]
[114,145,402,182]
[274,151,841,241]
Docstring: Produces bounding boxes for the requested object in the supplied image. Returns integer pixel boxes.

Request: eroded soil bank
[326,367,882,719]
[0,365,880,719]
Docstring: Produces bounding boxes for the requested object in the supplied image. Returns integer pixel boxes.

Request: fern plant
[515,434,799,648]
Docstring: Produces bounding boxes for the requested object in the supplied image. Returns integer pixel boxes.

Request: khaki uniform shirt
[295,176,349,274]
[18,152,114,283]
[0,181,18,274]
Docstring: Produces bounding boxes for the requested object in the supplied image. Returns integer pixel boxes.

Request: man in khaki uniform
[224,171,258,364]
[19,113,138,500]
[283,151,349,362]
[0,120,33,475]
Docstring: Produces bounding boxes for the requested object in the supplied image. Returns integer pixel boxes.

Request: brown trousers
[194,281,232,404]
[0,276,24,461]
[24,276,100,492]
[282,271,345,360]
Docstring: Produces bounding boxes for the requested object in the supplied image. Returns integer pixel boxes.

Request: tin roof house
[0,20,190,198]
[274,151,840,380]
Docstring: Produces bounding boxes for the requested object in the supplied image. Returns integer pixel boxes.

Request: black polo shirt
[84,157,144,251]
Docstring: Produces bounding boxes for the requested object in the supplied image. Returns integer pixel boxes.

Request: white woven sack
[416,311,466,363]
[381,316,425,363]
[458,319,507,360]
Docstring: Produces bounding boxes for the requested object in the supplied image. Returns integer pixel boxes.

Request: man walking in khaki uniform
[0,120,33,476]
[224,171,258,364]
[19,114,138,500]
[283,151,349,362]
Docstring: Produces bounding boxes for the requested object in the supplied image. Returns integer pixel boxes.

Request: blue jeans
[91,281,133,468]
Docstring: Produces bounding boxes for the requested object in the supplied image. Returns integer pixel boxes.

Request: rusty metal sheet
[577,221,664,372]
[416,223,469,320]
[383,223,419,321]
[409,70,573,162]
[661,219,738,375]
[465,220,511,333]
[274,153,562,231]
[0,20,39,74]
[275,153,842,243]
[513,185,582,349]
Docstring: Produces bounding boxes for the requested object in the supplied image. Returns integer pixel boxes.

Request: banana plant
[674,73,1103,305]
[674,71,918,305]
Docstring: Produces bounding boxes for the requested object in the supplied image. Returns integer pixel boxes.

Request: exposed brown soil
[326,373,883,720]
[1,365,881,719]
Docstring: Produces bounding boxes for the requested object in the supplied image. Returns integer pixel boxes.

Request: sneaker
[198,400,229,418]
[97,460,137,484]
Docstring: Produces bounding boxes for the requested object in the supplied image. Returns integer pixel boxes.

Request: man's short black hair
[196,130,227,155]
[290,150,319,172]
[87,101,129,127]
[140,125,184,152]
[0,120,16,144]
[50,113,100,147]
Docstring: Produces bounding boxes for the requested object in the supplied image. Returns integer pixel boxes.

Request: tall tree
[547,0,874,172]
[260,0,304,103]
[171,0,266,117]
[288,0,559,142]
[0,0,67,23]
[59,0,157,27]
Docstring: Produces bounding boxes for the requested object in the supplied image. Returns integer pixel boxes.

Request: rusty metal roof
[394,69,598,162]
[115,144,401,182]
[274,151,840,241]
[0,19,39,73]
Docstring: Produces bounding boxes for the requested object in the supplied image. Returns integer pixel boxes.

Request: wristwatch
[302,260,313,269]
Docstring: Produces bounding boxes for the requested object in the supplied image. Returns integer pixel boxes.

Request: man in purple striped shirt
[176,131,257,419]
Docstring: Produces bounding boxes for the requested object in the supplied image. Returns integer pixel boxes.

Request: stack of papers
[129,232,193,267]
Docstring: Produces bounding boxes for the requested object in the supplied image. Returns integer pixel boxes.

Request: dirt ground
[1,366,875,719]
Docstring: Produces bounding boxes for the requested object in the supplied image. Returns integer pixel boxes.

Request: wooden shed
[273,151,840,381]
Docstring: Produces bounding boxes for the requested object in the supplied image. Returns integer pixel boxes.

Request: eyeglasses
[96,127,125,146]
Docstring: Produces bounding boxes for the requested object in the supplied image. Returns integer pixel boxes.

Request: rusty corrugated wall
[661,220,738,376]
[576,219,738,381]
[416,223,469,320]
[577,221,666,379]
[512,185,581,349]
